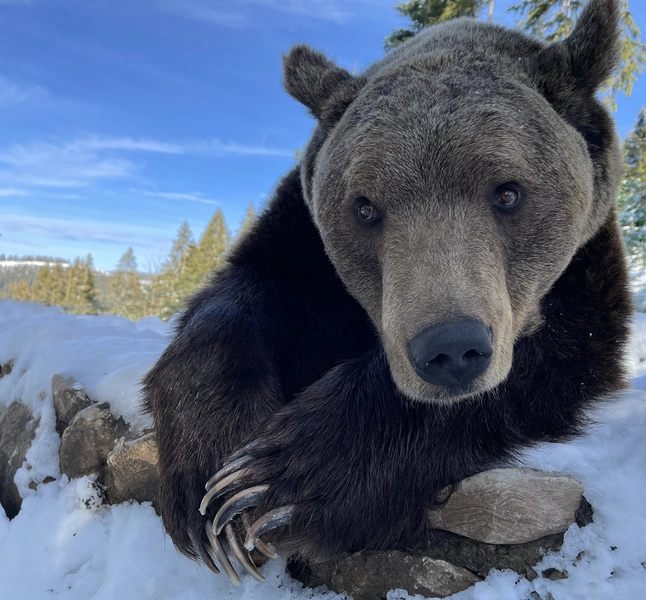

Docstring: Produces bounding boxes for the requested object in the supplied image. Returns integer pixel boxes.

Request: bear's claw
[243,505,296,552]
[224,523,266,582]
[205,456,253,491]
[200,459,288,584]
[205,520,242,585]
[212,485,269,535]
[199,468,253,516]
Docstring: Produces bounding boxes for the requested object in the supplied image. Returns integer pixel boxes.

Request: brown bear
[143,0,631,584]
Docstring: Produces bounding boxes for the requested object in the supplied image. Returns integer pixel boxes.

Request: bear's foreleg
[201,347,443,567]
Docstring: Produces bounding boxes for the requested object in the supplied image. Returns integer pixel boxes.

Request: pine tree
[618,108,646,267]
[9,280,32,302]
[31,261,67,307]
[155,221,197,320]
[237,203,257,239]
[194,208,231,275]
[63,254,99,315]
[107,248,145,320]
[385,0,483,49]
[510,0,645,109]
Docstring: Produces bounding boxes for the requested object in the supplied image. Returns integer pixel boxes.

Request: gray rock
[106,433,159,508]
[424,529,565,581]
[0,360,14,378]
[59,403,128,479]
[0,402,38,518]
[541,567,568,580]
[292,551,480,600]
[52,374,94,435]
[428,468,584,544]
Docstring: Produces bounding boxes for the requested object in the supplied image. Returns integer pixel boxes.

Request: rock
[424,529,565,581]
[428,468,584,544]
[0,402,38,518]
[541,567,568,580]
[59,403,128,479]
[52,374,94,435]
[106,433,159,507]
[291,551,480,600]
[0,360,14,378]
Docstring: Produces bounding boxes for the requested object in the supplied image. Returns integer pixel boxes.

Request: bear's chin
[392,370,507,406]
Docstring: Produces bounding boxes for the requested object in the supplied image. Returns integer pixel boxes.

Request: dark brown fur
[143,0,631,567]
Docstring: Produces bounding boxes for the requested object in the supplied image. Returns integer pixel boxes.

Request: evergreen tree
[385,0,483,49]
[107,248,145,320]
[9,280,32,302]
[510,0,645,109]
[618,108,646,266]
[63,254,99,315]
[237,203,257,239]
[194,208,231,275]
[155,221,197,320]
[31,261,67,307]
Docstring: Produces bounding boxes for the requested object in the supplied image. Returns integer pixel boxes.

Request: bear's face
[284,0,622,404]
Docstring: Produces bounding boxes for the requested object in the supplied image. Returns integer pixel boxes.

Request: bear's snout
[407,320,493,389]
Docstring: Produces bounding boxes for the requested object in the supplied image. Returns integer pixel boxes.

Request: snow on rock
[1,299,646,599]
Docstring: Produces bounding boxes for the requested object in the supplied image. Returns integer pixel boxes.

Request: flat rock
[59,402,128,479]
[0,402,38,518]
[106,433,159,507]
[428,468,584,544]
[52,374,94,435]
[292,551,481,600]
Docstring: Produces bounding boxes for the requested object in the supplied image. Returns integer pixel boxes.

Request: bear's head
[284,0,623,404]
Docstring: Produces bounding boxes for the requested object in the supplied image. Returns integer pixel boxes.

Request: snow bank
[0,299,645,600]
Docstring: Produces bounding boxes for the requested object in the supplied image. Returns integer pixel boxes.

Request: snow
[1,299,645,600]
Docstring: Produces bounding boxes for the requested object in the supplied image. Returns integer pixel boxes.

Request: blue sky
[1,0,645,271]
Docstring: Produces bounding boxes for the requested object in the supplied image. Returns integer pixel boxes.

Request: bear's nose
[407,320,493,387]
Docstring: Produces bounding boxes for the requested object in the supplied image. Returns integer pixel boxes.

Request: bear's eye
[357,198,380,223]
[493,184,522,210]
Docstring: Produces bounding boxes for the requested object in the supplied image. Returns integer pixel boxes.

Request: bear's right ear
[283,44,366,127]
[536,0,621,95]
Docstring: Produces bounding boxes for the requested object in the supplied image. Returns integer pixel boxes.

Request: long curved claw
[205,521,241,586]
[189,530,220,575]
[205,456,253,491]
[242,512,278,559]
[199,468,253,516]
[224,523,265,582]
[244,505,296,552]
[213,485,269,536]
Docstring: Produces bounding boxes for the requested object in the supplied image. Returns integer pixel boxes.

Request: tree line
[6,204,255,321]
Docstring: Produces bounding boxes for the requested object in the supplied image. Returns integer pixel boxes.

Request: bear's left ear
[283,44,366,127]
[536,0,621,94]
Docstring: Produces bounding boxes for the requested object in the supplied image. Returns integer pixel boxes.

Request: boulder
[428,468,584,544]
[59,402,128,479]
[52,374,94,435]
[106,433,159,507]
[294,468,589,598]
[0,402,38,518]
[291,551,481,600]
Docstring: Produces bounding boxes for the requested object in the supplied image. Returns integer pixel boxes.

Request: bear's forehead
[365,18,544,82]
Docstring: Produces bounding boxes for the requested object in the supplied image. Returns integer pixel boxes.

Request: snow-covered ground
[0,299,645,600]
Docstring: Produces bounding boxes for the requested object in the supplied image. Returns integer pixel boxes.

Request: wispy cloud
[137,189,220,206]
[0,75,47,108]
[159,0,351,27]
[0,135,292,189]
[0,213,172,247]
[0,188,28,197]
